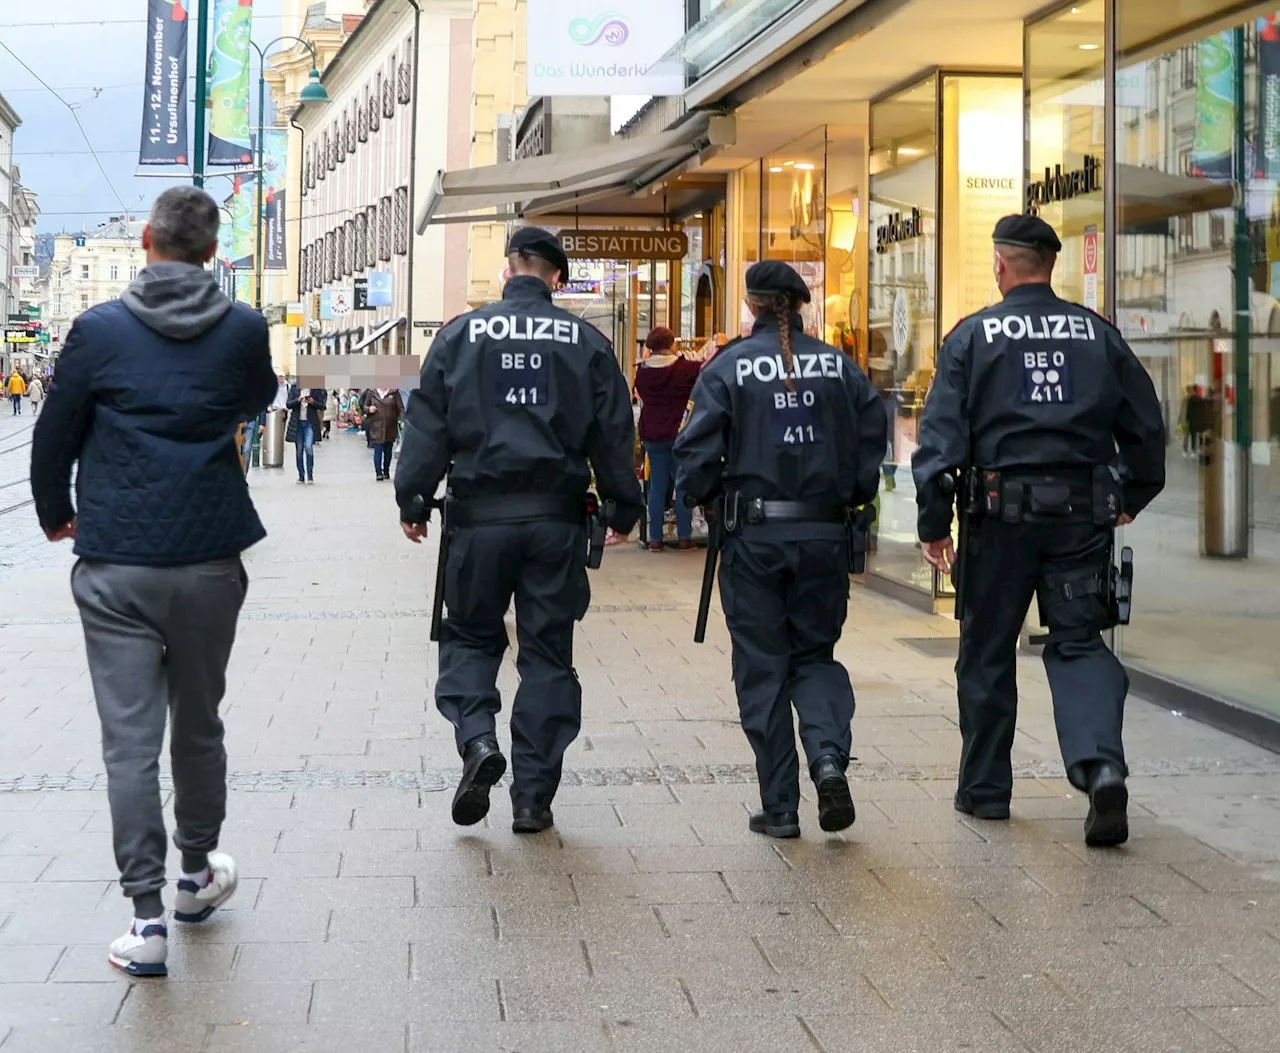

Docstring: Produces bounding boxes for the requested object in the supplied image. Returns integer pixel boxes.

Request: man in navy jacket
[30,186,277,978]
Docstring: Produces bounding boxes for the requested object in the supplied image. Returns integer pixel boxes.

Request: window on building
[1181,45,1196,89]
[394,187,409,255]
[354,212,367,271]
[397,38,413,105]
[129,265,138,280]
[325,231,336,282]
[379,196,393,261]
[345,219,356,273]
[80,264,90,279]
[109,264,119,281]
[1210,213,1226,248]
[370,79,381,132]
[358,89,370,141]
[334,121,344,165]
[80,294,89,310]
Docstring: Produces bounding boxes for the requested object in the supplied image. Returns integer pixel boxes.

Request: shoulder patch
[678,400,694,432]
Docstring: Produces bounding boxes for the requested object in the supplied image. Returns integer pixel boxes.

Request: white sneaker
[108,920,168,977]
[172,852,239,923]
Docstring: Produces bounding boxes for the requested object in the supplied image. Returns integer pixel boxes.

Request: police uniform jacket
[395,275,643,527]
[674,313,887,523]
[912,283,1166,542]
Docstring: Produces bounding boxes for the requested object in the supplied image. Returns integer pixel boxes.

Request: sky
[0,0,288,235]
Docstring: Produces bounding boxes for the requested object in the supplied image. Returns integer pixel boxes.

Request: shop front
[670,0,1280,728]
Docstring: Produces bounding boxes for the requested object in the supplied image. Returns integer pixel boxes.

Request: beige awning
[415,115,735,231]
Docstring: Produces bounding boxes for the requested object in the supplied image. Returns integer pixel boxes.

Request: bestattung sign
[559,229,689,261]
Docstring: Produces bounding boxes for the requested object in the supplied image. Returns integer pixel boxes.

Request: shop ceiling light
[769,166,784,173]
[783,160,795,167]
[795,162,815,170]
[1078,42,1100,50]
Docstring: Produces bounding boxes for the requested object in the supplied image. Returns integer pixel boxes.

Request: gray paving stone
[1047,961,1268,1008]
[630,845,789,873]
[802,1010,1032,1053]
[0,858,50,883]
[494,903,666,941]
[326,906,496,943]
[406,1021,611,1052]
[570,871,733,905]
[117,980,313,1027]
[0,981,127,1028]
[207,1023,408,1052]
[233,940,409,982]
[1191,1006,1280,1052]
[0,947,62,984]
[1,1023,210,1053]
[1101,926,1280,968]
[308,978,499,1025]
[610,1018,818,1052]
[1003,1007,1235,1052]
[977,893,1168,931]
[485,846,639,876]
[254,875,415,911]
[1022,864,1203,897]
[498,976,693,1023]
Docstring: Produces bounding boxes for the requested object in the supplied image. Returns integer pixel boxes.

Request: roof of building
[342,14,365,35]
[0,91,21,132]
[92,217,145,240]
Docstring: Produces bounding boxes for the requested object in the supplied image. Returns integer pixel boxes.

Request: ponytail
[771,291,796,391]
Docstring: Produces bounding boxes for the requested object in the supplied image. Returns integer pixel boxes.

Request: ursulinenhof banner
[1257,15,1280,180]
[262,129,289,270]
[138,0,189,166]
[1191,32,1235,181]
[207,0,254,167]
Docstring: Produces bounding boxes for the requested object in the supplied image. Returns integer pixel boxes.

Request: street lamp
[250,37,330,311]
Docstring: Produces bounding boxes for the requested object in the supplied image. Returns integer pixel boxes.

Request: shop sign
[1083,225,1098,312]
[561,229,688,260]
[526,0,685,97]
[1025,156,1101,214]
[367,271,393,308]
[319,288,352,320]
[285,302,305,328]
[353,278,371,311]
[6,314,26,325]
[5,330,36,343]
[25,305,40,320]
[875,208,923,255]
[554,259,605,300]
[11,266,38,281]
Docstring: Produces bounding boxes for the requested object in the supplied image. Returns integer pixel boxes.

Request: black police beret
[745,260,812,304]
[992,214,1062,252]
[506,226,569,278]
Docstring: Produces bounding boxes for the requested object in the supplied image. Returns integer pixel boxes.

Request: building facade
[44,219,147,353]
[295,0,471,365]
[0,92,20,326]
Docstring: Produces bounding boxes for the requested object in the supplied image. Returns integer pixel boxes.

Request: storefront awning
[415,115,733,231]
[352,317,405,352]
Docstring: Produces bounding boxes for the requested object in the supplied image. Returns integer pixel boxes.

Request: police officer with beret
[395,226,643,834]
[674,260,887,838]
[912,214,1165,847]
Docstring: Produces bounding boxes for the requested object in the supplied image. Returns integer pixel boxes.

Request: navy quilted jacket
[30,271,278,566]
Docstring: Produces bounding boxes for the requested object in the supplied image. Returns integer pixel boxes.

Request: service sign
[560,229,688,260]
[11,265,39,281]
[526,0,684,96]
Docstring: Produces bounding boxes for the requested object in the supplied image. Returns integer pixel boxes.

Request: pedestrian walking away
[323,389,338,440]
[634,326,701,551]
[26,374,44,415]
[28,186,278,977]
[286,385,326,482]
[7,369,26,414]
[674,260,887,839]
[362,385,405,481]
[396,225,642,835]
[912,213,1166,847]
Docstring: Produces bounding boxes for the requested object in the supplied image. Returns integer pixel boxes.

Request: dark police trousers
[435,520,589,809]
[719,533,855,812]
[956,519,1128,808]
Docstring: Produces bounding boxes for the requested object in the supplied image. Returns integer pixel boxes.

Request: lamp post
[192,0,210,188]
[249,39,330,310]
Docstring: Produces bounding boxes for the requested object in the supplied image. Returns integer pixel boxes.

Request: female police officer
[674,261,887,837]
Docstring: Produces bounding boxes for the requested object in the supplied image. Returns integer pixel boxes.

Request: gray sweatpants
[71,558,247,914]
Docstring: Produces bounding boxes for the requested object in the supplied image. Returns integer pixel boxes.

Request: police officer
[912,214,1165,847]
[674,261,887,838]
[395,226,643,834]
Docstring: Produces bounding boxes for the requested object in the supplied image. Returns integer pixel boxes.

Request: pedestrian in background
[634,326,700,552]
[322,389,338,440]
[29,186,277,977]
[286,384,326,483]
[26,374,44,415]
[361,385,404,481]
[7,369,25,415]
[676,261,886,840]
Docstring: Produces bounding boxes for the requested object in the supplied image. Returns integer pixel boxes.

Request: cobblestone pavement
[2,420,1280,1052]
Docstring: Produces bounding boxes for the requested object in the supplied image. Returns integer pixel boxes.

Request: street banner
[1257,15,1280,179]
[207,0,254,167]
[138,0,190,166]
[262,128,289,270]
[1190,32,1235,180]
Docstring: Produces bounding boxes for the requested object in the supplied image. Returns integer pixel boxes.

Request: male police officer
[675,261,886,838]
[912,214,1165,847]
[395,226,642,834]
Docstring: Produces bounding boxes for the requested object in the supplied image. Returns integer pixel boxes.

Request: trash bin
[262,409,286,468]
[1202,436,1249,558]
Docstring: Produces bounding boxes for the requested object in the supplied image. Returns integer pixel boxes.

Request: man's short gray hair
[148,186,220,265]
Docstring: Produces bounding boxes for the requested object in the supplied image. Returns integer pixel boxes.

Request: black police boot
[1084,763,1129,848]
[810,756,855,832]
[511,807,554,834]
[954,795,1011,821]
[748,809,801,839]
[451,739,506,827]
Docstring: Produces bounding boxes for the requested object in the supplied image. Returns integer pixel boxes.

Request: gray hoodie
[120,261,233,341]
